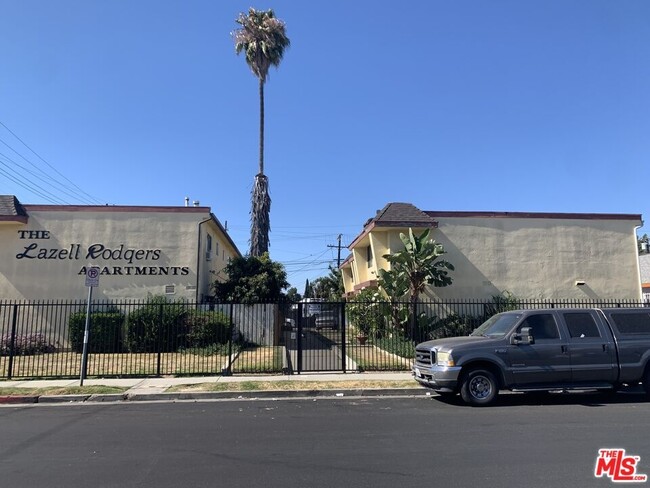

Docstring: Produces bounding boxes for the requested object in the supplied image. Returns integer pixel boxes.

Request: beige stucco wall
[197,219,239,300]
[428,216,642,300]
[345,217,642,300]
[0,207,238,301]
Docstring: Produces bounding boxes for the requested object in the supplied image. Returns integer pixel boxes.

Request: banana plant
[383,228,454,338]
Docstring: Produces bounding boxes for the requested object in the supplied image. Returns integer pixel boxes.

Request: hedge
[68,310,125,353]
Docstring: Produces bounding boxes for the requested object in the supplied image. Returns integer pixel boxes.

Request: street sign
[80,266,99,385]
[85,266,100,287]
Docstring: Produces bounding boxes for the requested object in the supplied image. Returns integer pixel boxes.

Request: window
[610,312,650,335]
[367,246,373,268]
[564,313,601,338]
[206,234,212,260]
[165,285,175,295]
[518,314,559,340]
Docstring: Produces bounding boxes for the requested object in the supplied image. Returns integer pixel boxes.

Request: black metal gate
[282,302,347,373]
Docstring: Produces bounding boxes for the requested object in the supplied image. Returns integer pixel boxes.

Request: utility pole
[327,234,343,268]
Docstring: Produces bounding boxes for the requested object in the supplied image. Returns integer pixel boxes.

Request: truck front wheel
[460,369,498,406]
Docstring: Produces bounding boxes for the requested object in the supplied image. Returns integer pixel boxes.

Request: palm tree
[233,8,290,256]
[383,228,454,339]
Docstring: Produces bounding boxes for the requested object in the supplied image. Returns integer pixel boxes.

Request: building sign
[14,230,190,277]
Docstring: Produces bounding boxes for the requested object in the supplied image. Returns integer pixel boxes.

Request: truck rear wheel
[460,369,498,406]
[643,367,650,396]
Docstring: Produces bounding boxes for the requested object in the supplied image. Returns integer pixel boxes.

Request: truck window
[517,314,559,340]
[610,312,650,335]
[563,313,601,338]
[470,312,522,338]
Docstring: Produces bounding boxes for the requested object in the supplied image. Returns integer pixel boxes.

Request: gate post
[7,304,18,380]
[340,301,346,373]
[223,302,234,376]
[156,303,163,376]
[296,302,303,374]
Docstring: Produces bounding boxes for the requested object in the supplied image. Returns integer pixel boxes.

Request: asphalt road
[1,392,648,488]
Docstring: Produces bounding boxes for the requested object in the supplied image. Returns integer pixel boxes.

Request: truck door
[561,311,617,383]
[507,312,571,386]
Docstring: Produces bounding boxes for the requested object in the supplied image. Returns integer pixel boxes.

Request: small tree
[347,288,384,338]
[212,253,289,303]
[383,228,454,338]
[311,266,345,301]
[303,279,312,299]
[639,234,649,254]
[377,268,409,334]
[285,287,301,302]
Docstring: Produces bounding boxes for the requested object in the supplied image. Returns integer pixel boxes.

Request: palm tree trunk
[249,78,271,256]
[259,78,265,175]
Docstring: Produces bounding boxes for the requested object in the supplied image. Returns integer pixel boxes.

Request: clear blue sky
[1,1,649,291]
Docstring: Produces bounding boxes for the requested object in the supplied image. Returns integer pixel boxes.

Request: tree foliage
[383,228,454,297]
[311,266,345,300]
[639,233,649,254]
[233,8,290,86]
[285,287,301,303]
[212,253,289,303]
[382,228,454,337]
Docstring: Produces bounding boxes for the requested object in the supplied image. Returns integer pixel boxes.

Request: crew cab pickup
[413,308,650,406]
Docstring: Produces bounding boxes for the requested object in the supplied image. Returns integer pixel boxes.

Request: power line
[0,150,86,204]
[0,121,103,204]
[0,165,66,204]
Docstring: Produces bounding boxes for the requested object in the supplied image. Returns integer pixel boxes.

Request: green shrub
[484,291,521,316]
[184,310,231,348]
[125,296,188,353]
[347,289,385,336]
[68,310,125,353]
[426,313,481,340]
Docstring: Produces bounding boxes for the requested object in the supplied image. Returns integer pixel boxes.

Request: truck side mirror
[511,326,535,345]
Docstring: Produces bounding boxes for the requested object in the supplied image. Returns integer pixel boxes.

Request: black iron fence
[1,297,647,379]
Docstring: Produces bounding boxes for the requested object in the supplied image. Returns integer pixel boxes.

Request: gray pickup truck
[413,308,650,406]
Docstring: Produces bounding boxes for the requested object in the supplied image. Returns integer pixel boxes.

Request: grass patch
[346,343,413,371]
[166,380,415,393]
[0,385,127,396]
[0,351,229,378]
[231,346,284,373]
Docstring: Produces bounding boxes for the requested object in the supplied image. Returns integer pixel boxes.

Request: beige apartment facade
[342,203,644,301]
[0,195,241,301]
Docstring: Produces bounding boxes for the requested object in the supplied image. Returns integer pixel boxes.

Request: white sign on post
[80,266,99,386]
[85,266,100,287]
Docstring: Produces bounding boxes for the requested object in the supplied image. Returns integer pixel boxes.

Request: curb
[126,388,429,402]
[0,395,39,404]
[0,388,430,405]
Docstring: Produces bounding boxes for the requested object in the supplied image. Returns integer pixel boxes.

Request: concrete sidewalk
[0,371,428,404]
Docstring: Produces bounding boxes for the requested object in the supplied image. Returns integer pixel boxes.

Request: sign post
[80,266,100,386]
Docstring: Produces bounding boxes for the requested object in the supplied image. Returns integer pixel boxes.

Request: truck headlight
[436,351,455,367]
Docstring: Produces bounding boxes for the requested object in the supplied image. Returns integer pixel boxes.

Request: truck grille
[415,348,434,366]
